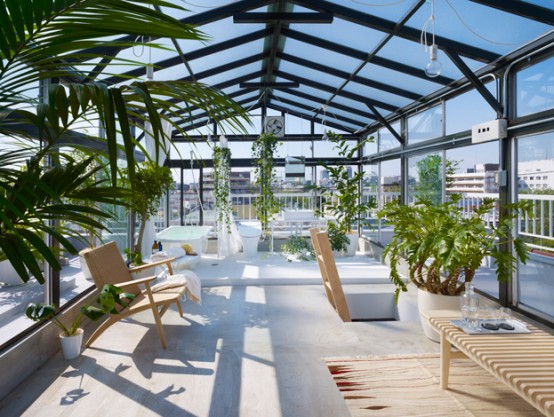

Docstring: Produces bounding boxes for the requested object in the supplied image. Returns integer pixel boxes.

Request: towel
[151,247,187,262]
[152,271,202,305]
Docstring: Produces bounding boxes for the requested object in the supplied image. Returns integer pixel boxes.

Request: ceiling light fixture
[421,0,442,78]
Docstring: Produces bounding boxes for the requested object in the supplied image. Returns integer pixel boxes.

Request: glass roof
[92,0,554,137]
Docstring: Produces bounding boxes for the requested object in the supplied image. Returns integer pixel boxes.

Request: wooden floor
[0,284,438,417]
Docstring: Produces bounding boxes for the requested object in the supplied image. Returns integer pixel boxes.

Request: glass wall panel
[516,131,554,319]
[516,55,554,117]
[407,105,443,145]
[362,164,379,240]
[378,159,401,246]
[378,122,401,152]
[407,152,442,205]
[446,141,500,298]
[445,81,497,135]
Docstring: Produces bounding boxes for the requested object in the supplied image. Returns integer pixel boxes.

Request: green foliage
[252,133,282,237]
[281,235,313,262]
[25,284,136,336]
[326,222,350,253]
[0,147,131,284]
[413,154,459,205]
[378,195,535,301]
[0,0,248,283]
[213,146,232,234]
[121,161,175,255]
[318,131,376,234]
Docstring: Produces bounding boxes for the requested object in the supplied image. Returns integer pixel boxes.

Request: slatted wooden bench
[429,316,554,417]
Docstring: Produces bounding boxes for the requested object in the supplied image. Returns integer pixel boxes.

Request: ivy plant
[213,145,233,233]
[252,133,282,237]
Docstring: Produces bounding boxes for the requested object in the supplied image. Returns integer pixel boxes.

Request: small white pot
[417,288,461,342]
[59,328,84,360]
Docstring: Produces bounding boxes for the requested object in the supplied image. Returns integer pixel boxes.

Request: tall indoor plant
[0,0,248,283]
[122,161,175,263]
[318,131,376,255]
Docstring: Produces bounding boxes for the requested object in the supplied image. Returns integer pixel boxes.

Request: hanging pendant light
[421,0,442,78]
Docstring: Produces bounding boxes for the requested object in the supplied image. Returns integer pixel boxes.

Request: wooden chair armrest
[116,276,157,288]
[129,257,176,273]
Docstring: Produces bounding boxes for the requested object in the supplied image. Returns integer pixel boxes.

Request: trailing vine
[252,133,281,237]
[213,145,232,233]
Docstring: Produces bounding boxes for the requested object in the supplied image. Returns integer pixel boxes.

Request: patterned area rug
[325,353,543,417]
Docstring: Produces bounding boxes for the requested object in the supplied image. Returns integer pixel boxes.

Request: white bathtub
[156,226,212,254]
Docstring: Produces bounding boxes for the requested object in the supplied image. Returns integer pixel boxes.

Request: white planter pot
[344,232,359,257]
[417,288,461,342]
[0,260,26,286]
[59,328,84,360]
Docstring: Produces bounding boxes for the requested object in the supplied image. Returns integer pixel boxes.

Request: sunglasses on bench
[481,322,515,331]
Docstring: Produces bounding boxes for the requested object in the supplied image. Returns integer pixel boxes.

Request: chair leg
[176,300,184,317]
[150,305,167,349]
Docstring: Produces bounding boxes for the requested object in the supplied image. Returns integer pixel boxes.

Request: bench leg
[440,329,451,389]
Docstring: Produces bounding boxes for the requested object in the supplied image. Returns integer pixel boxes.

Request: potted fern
[378,195,534,340]
[26,284,135,359]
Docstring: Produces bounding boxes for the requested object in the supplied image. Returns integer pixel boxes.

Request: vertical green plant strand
[252,133,281,237]
[213,146,232,233]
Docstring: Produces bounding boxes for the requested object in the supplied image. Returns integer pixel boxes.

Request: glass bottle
[152,240,159,254]
[461,282,480,329]
[158,241,163,252]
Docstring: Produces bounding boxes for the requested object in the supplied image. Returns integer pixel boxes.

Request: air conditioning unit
[471,119,507,144]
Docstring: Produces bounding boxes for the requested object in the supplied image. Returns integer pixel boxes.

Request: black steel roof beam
[443,48,503,117]
[171,89,259,118]
[366,103,403,144]
[173,133,359,142]
[102,28,271,84]
[278,52,421,101]
[234,12,334,23]
[283,28,455,85]
[274,70,399,113]
[180,53,269,83]
[469,0,554,26]
[269,95,367,128]
[269,103,354,133]
[278,88,376,121]
[309,0,426,121]
[293,0,500,63]
[173,95,258,128]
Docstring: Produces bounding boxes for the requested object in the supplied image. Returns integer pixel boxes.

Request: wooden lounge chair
[82,241,187,349]
[310,228,352,322]
[309,228,395,322]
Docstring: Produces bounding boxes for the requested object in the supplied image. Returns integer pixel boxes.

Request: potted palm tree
[378,195,534,340]
[318,132,376,256]
[26,284,135,359]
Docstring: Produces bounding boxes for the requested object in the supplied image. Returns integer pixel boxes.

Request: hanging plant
[252,133,282,237]
[213,145,233,233]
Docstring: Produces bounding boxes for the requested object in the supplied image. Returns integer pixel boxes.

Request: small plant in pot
[281,235,313,262]
[26,284,135,359]
[317,131,376,256]
[326,222,350,254]
[378,194,534,341]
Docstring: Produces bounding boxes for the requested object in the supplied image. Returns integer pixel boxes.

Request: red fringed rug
[325,353,542,417]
